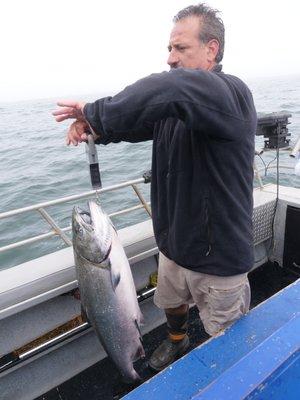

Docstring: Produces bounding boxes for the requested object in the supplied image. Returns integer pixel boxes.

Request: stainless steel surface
[253,200,277,245]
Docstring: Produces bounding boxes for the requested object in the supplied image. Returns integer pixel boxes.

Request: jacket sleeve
[83,68,256,144]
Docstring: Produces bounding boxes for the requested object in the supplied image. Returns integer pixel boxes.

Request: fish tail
[122,368,141,383]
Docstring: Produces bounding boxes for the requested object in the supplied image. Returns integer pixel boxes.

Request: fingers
[57,100,79,108]
[52,106,76,116]
[66,120,89,146]
[53,107,77,122]
[54,114,73,122]
[52,100,86,122]
[55,115,70,122]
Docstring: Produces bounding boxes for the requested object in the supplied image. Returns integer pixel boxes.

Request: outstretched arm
[53,69,256,145]
[82,68,255,144]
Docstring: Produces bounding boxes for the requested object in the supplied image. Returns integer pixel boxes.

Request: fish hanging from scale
[72,200,145,382]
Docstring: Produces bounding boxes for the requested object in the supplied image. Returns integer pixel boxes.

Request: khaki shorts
[154,253,251,336]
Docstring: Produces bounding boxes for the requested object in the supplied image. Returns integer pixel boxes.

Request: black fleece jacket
[83,67,257,276]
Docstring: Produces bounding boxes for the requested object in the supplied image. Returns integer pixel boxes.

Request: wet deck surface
[36,262,299,400]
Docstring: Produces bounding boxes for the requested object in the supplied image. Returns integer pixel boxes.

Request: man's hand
[53,100,98,146]
[52,100,86,122]
[66,120,90,146]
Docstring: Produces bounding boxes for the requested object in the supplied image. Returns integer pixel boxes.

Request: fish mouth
[73,201,112,264]
[73,200,105,232]
[73,205,94,232]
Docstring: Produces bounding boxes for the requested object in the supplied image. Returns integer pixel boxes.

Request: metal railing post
[253,160,264,189]
[131,184,152,218]
[37,208,72,246]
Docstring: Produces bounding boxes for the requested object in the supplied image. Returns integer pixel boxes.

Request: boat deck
[125,271,300,400]
[36,262,299,400]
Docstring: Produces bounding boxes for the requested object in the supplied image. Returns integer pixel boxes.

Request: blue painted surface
[123,279,300,400]
[247,349,300,400]
[193,314,300,399]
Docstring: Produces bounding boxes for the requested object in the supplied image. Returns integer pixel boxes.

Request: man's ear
[207,39,220,62]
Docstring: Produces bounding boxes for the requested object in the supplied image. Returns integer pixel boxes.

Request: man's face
[167,16,215,70]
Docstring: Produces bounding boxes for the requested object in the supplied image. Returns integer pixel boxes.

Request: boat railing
[254,164,294,189]
[0,176,152,254]
[0,157,296,256]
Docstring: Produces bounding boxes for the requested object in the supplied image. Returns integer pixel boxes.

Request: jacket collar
[212,64,223,73]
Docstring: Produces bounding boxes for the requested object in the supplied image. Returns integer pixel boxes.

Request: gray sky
[1,0,299,101]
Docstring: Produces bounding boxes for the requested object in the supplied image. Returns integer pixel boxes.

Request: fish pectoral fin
[110,268,121,291]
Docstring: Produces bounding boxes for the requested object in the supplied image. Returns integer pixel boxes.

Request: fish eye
[77,226,84,236]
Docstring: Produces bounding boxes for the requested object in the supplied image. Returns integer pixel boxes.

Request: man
[53,4,256,372]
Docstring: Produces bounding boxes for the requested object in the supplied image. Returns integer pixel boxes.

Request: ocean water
[0,74,300,270]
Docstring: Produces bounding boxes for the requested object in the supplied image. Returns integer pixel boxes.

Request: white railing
[254,165,294,189]
[0,158,296,255]
[0,177,151,254]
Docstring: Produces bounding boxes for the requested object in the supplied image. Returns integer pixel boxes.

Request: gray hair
[173,3,225,63]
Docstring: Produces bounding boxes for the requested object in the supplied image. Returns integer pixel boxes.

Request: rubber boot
[148,309,189,371]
